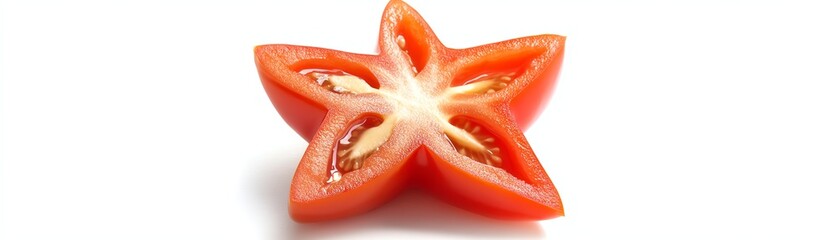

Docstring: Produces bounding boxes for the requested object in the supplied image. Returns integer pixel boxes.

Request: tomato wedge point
[255,0,565,222]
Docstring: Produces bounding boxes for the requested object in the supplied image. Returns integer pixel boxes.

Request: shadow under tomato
[255,146,544,239]
[286,190,545,239]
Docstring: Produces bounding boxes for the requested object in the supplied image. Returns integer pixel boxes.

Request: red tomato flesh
[254,0,565,222]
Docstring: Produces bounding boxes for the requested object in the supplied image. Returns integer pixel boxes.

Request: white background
[2,0,838,239]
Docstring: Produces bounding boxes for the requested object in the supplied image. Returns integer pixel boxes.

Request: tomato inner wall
[396,21,430,73]
[449,48,543,87]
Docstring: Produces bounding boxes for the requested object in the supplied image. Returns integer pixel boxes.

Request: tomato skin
[415,149,562,220]
[290,151,414,222]
[258,68,326,141]
[509,42,564,131]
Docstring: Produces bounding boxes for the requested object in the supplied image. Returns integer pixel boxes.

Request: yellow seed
[326,171,342,184]
[396,35,406,49]
[490,155,502,163]
[471,126,481,133]
[486,89,496,93]
[484,137,495,143]
[458,148,466,155]
[310,72,324,78]
[489,147,500,153]
[500,76,512,81]
[498,82,508,87]
[353,161,361,170]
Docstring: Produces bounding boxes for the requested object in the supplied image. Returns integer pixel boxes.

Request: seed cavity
[446,72,516,95]
[301,69,375,94]
[327,115,397,184]
[444,117,505,167]
[396,34,418,74]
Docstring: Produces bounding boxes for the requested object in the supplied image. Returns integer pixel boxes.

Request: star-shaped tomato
[254,0,565,222]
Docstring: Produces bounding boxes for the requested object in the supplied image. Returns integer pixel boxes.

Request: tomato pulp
[255,0,565,222]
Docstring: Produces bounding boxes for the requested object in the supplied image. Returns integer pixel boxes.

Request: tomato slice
[254,0,565,222]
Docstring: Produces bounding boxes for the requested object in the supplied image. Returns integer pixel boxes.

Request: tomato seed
[396,35,406,49]
[445,117,506,168]
[327,115,396,183]
[301,69,375,94]
[446,72,517,95]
